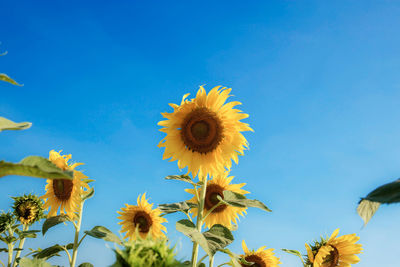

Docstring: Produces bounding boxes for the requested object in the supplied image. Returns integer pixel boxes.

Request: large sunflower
[239,240,281,267]
[186,172,248,229]
[158,85,252,179]
[117,193,167,241]
[40,150,90,220]
[305,229,363,267]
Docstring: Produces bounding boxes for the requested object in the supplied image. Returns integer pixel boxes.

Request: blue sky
[1,1,400,266]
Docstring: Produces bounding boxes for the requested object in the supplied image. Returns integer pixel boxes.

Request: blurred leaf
[218,248,250,267]
[42,215,70,235]
[220,191,272,212]
[0,117,31,132]
[357,178,400,225]
[176,219,212,256]
[32,244,73,259]
[357,199,381,226]
[0,156,74,180]
[203,224,234,255]
[158,201,196,215]
[0,73,22,86]
[85,226,122,245]
[0,248,8,252]
[82,187,94,201]
[165,175,202,186]
[78,263,94,267]
[19,257,54,267]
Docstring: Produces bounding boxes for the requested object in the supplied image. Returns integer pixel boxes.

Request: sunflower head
[0,211,15,234]
[186,172,248,229]
[239,240,281,267]
[117,193,167,241]
[305,229,363,267]
[12,194,44,225]
[158,85,252,179]
[40,150,90,220]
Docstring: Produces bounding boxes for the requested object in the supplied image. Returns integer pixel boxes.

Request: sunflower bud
[12,194,44,225]
[0,212,15,234]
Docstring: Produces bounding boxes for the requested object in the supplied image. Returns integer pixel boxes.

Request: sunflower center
[133,211,153,233]
[205,184,227,213]
[181,107,223,154]
[53,179,74,201]
[242,255,266,267]
[323,245,339,267]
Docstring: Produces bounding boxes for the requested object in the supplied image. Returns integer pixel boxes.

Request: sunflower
[12,194,44,225]
[40,150,90,220]
[305,229,363,267]
[239,240,281,267]
[117,193,167,241]
[186,172,248,229]
[158,85,252,179]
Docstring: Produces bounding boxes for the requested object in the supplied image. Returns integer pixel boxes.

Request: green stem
[7,229,14,267]
[60,245,72,265]
[209,255,214,267]
[70,202,84,267]
[202,201,223,221]
[197,254,208,266]
[0,259,5,267]
[191,176,208,267]
[12,224,28,267]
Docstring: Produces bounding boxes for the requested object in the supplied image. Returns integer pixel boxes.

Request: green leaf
[198,263,206,267]
[282,248,302,258]
[357,199,381,226]
[362,179,400,204]
[0,117,31,132]
[0,248,8,252]
[42,215,70,235]
[19,230,41,239]
[85,226,122,245]
[203,224,234,255]
[82,187,95,201]
[0,73,22,86]
[158,201,197,214]
[19,257,54,267]
[0,156,74,180]
[220,191,272,212]
[165,175,202,186]
[78,263,94,267]
[32,244,73,259]
[176,219,212,256]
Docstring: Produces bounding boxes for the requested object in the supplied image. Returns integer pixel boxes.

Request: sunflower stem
[70,202,84,267]
[209,255,214,267]
[60,245,72,265]
[202,201,223,221]
[12,224,28,267]
[0,259,5,267]
[7,229,14,267]
[191,176,208,267]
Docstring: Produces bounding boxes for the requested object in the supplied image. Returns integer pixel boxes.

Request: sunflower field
[2,2,400,266]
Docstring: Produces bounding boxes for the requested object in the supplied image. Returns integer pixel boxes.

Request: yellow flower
[305,229,363,267]
[186,172,248,229]
[158,85,252,179]
[40,150,90,220]
[117,193,167,241]
[239,240,281,267]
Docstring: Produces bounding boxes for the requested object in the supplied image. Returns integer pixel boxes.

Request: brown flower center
[181,107,223,154]
[242,255,266,267]
[53,179,74,201]
[16,202,37,224]
[204,184,227,213]
[323,245,339,267]
[133,211,153,233]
